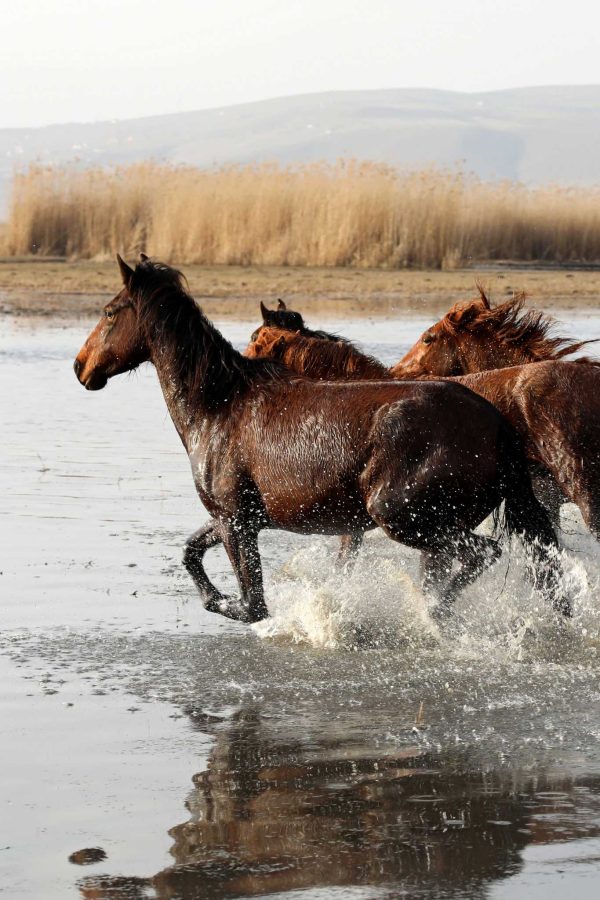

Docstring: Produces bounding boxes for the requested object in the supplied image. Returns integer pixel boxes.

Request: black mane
[261,305,350,343]
[132,260,286,409]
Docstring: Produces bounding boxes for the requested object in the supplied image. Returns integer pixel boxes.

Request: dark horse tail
[495,424,571,616]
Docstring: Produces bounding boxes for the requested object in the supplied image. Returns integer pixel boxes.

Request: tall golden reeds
[7,161,600,267]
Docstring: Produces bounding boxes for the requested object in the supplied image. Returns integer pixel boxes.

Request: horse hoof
[204,595,252,622]
[554,596,573,618]
[430,601,453,623]
[247,604,269,624]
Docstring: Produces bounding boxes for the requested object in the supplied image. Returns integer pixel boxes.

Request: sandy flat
[1,260,600,320]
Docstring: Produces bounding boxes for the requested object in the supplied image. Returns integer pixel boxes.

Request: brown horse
[254,298,349,343]
[255,295,600,542]
[394,289,600,534]
[246,323,580,596]
[396,287,596,375]
[74,257,566,622]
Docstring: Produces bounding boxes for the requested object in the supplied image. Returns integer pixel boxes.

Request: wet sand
[4,311,600,898]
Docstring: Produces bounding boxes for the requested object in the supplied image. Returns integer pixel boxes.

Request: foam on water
[254,522,600,668]
[254,541,438,651]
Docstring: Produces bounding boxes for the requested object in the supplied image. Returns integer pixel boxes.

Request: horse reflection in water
[78,706,600,899]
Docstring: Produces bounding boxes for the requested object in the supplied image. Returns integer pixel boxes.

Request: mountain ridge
[2,85,600,213]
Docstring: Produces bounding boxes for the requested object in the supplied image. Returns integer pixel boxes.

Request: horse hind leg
[502,468,572,617]
[427,532,502,622]
[568,468,600,544]
[531,470,565,534]
[367,482,501,620]
[336,532,364,571]
[420,547,452,604]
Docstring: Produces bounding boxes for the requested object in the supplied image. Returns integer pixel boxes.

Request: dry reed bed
[7,161,600,267]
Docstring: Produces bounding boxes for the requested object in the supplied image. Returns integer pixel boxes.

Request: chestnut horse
[74,257,566,622]
[246,322,583,612]
[395,289,600,533]
[255,296,600,542]
[396,288,596,375]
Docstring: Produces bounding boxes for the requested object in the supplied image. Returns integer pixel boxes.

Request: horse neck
[143,297,247,447]
[454,327,531,372]
[282,335,387,381]
[151,351,196,446]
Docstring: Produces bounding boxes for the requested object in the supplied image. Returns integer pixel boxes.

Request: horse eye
[422,333,434,344]
[105,309,115,320]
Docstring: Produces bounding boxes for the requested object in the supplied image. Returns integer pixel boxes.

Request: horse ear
[447,300,482,328]
[117,254,134,288]
[139,252,149,262]
[260,301,270,321]
[277,299,287,310]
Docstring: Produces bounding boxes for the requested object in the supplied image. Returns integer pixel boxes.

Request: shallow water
[3,312,600,898]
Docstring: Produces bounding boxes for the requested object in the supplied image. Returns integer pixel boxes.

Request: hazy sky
[3,0,600,128]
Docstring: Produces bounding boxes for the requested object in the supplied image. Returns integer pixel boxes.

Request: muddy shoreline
[2,261,600,320]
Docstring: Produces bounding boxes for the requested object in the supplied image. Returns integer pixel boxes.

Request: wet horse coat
[394,289,600,537]
[255,296,600,541]
[74,259,565,621]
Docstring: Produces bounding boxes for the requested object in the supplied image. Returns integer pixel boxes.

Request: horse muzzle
[73,358,107,391]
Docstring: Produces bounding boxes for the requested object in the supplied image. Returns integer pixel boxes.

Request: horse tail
[495,423,571,616]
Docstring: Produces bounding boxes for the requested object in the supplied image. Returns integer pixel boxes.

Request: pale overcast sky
[3,0,600,128]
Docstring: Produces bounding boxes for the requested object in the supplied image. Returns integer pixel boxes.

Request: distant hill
[2,85,600,214]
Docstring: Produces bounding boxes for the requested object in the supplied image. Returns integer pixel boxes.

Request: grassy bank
[6,162,600,268]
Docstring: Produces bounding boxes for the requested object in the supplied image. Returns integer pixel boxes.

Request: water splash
[254,525,600,667]
[254,541,438,651]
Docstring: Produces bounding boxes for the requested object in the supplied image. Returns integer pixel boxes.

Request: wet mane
[442,286,597,363]
[253,326,389,381]
[131,260,285,409]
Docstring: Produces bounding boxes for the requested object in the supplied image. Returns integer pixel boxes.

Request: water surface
[3,313,600,899]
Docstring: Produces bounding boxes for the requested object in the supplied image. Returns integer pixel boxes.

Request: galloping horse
[74,257,565,622]
[396,288,596,375]
[254,296,600,542]
[394,289,600,533]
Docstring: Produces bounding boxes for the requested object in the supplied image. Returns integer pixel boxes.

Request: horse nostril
[73,359,82,379]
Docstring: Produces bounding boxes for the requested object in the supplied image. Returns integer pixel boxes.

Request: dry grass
[7,161,600,267]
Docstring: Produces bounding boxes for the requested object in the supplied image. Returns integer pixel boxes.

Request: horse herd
[74,255,600,626]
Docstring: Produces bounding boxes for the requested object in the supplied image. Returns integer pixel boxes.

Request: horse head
[73,255,151,390]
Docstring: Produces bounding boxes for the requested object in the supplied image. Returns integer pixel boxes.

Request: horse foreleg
[222,526,269,624]
[183,519,269,623]
[183,520,227,608]
[336,532,364,570]
[184,520,251,619]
